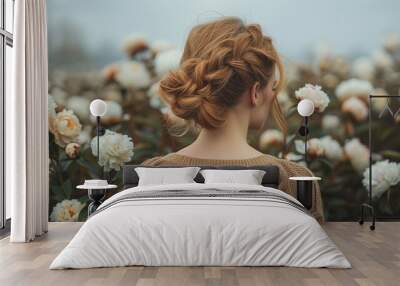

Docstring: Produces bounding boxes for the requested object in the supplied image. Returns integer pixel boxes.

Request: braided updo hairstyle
[160,17,287,133]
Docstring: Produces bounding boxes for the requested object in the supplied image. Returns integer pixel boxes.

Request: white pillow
[135,167,201,186]
[200,169,266,185]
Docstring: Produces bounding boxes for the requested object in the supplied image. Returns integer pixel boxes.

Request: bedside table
[77,181,117,216]
[289,176,321,210]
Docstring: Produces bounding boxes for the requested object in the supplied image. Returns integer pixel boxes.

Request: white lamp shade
[90,99,107,117]
[297,99,315,117]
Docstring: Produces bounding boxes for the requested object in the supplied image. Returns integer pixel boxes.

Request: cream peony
[91,130,134,171]
[50,199,85,222]
[154,49,182,77]
[362,160,400,198]
[335,79,373,102]
[49,109,82,147]
[295,84,330,112]
[320,136,344,161]
[259,129,284,149]
[351,57,375,81]
[383,33,400,53]
[322,114,340,131]
[65,143,80,159]
[372,50,394,70]
[344,138,369,172]
[371,88,388,112]
[66,96,91,122]
[341,97,368,121]
[295,138,324,157]
[115,61,151,89]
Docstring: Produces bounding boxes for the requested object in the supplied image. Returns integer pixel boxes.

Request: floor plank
[0,222,398,286]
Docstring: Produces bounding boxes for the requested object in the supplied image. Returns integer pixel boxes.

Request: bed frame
[122,165,280,190]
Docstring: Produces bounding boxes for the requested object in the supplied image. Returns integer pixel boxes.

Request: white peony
[50,199,85,222]
[91,130,134,171]
[322,114,340,131]
[344,138,369,173]
[115,61,151,89]
[383,33,400,53]
[154,49,182,77]
[277,90,293,113]
[320,136,344,161]
[335,78,373,102]
[51,87,68,106]
[362,160,400,198]
[372,50,393,70]
[66,96,91,122]
[147,82,166,110]
[101,101,123,125]
[341,97,368,122]
[295,138,324,157]
[295,84,330,112]
[351,57,375,81]
[49,109,82,147]
[259,129,284,149]
[285,152,304,162]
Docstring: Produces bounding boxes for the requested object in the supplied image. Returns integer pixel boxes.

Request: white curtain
[7,0,49,242]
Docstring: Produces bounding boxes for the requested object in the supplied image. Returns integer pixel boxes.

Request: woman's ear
[249,82,262,106]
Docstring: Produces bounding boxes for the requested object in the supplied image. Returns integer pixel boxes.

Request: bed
[50,165,350,269]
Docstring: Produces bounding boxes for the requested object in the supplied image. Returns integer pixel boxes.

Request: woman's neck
[177,110,262,160]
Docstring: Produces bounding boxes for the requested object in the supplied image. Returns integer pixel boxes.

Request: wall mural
[47,16,400,222]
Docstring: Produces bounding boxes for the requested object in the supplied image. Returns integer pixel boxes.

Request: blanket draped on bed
[50,183,351,269]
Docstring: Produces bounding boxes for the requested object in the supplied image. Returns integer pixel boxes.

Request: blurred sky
[47,0,400,70]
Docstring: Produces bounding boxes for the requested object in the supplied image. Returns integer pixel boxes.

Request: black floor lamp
[89,99,107,179]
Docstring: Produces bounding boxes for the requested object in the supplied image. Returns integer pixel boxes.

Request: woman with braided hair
[143,17,324,222]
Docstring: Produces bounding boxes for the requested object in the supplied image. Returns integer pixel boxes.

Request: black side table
[289,176,321,210]
[77,183,117,216]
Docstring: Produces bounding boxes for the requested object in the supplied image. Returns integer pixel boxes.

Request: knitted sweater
[142,153,324,223]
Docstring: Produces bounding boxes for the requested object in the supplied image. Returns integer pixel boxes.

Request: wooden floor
[0,222,399,286]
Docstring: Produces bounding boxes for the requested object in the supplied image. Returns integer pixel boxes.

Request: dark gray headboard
[122,165,280,189]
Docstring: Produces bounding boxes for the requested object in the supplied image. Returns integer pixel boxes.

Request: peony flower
[66,96,91,122]
[147,82,166,110]
[383,33,400,53]
[91,130,134,171]
[259,129,284,149]
[372,50,393,70]
[115,61,151,89]
[65,143,80,159]
[154,49,182,77]
[322,114,340,132]
[362,160,400,198]
[49,109,82,147]
[277,90,293,113]
[51,87,68,107]
[335,78,373,102]
[351,57,375,81]
[101,101,123,125]
[342,97,368,121]
[295,84,330,112]
[50,199,85,222]
[320,136,344,161]
[285,152,304,162]
[295,138,324,157]
[344,138,369,172]
[102,64,118,82]
[371,88,388,112]
[121,34,150,59]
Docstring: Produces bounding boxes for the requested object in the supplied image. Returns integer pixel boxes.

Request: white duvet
[50,183,351,269]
